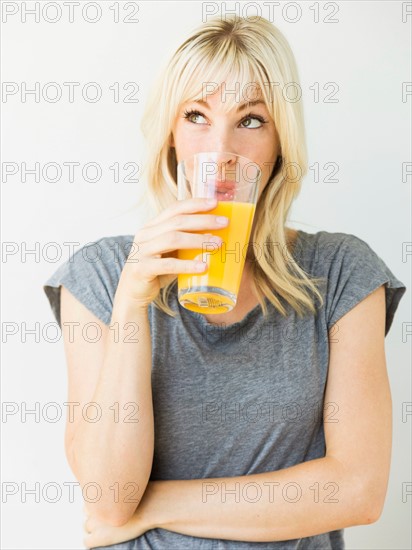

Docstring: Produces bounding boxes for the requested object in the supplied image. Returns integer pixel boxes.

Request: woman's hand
[83,483,157,548]
[83,511,141,548]
[114,197,226,310]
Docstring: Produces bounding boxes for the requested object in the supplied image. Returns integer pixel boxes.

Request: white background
[1,1,411,549]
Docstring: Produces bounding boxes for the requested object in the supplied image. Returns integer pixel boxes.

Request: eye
[240,112,268,129]
[240,115,266,129]
[183,109,207,124]
[182,109,268,129]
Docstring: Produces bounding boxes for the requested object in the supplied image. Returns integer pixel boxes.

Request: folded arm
[86,285,391,545]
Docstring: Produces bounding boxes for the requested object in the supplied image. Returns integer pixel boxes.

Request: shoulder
[295,229,393,278]
[295,229,406,336]
[48,234,135,291]
[296,229,367,266]
[43,234,134,328]
[72,234,135,264]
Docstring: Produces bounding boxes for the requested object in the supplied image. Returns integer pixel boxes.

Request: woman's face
[170,86,280,198]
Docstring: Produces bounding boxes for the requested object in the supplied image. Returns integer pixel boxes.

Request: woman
[44,15,406,549]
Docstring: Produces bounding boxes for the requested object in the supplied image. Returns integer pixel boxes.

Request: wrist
[111,292,149,322]
[138,481,162,531]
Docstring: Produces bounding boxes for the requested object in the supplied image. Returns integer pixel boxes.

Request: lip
[210,180,236,200]
[211,179,236,189]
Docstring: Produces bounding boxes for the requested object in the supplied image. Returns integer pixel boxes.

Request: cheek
[172,124,204,162]
[258,151,278,186]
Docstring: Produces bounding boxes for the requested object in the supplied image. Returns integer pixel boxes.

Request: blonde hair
[139,15,326,319]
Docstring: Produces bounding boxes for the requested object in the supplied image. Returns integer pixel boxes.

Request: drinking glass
[177,151,261,314]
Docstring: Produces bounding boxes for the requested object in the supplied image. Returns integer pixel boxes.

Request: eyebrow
[192,99,265,112]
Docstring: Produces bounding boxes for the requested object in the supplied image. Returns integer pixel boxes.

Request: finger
[143,197,218,229]
[135,212,228,251]
[142,231,222,258]
[134,232,219,264]
[138,255,208,279]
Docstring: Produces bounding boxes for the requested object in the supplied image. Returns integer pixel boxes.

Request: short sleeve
[43,235,133,328]
[323,233,407,336]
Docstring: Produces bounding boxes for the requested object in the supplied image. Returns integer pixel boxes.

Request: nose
[213,151,237,182]
[206,126,237,171]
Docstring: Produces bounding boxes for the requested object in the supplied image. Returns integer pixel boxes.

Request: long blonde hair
[139,15,326,319]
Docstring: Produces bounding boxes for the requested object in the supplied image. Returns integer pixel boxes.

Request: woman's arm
[62,288,154,527]
[84,456,363,547]
[66,198,229,529]
[84,452,373,547]
[85,285,390,545]
[147,456,369,542]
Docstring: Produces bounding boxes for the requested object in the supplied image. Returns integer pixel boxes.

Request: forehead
[202,81,263,101]
[183,81,267,113]
[175,51,271,113]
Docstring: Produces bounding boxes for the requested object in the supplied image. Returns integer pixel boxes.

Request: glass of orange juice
[177,151,261,314]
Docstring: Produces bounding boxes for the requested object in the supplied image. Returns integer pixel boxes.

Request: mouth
[211,180,236,200]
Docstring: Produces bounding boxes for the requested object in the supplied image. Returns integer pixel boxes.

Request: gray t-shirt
[43,229,406,550]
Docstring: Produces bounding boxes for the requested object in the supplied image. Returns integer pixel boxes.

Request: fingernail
[210,236,223,244]
[216,216,229,225]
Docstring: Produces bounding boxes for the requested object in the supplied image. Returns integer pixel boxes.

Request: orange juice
[177,201,256,314]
